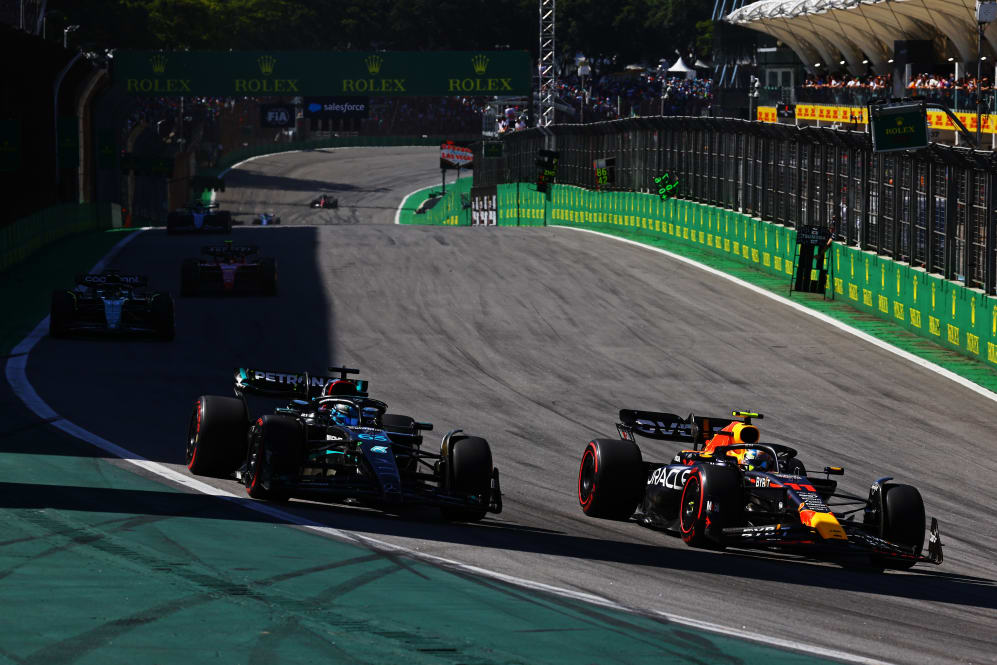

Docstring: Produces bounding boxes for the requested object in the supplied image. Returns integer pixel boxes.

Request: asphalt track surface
[25,146,997,664]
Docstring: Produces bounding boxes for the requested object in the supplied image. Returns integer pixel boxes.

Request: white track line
[555,225,997,404]
[4,211,889,665]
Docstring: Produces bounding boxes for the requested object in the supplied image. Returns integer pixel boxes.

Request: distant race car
[167,202,232,234]
[181,243,277,296]
[49,271,175,340]
[310,194,338,209]
[577,408,943,570]
[185,366,502,521]
[257,211,280,225]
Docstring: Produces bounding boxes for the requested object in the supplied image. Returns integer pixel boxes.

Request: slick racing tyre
[871,483,925,570]
[245,415,303,503]
[577,439,644,520]
[181,259,199,296]
[440,435,492,522]
[186,395,248,477]
[216,210,233,233]
[49,291,75,338]
[260,257,277,296]
[151,292,175,340]
[679,464,742,549]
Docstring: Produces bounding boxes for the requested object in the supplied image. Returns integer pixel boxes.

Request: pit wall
[495,182,997,369]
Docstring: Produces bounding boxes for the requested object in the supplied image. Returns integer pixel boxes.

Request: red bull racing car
[578,409,943,570]
[181,243,277,296]
[185,366,502,521]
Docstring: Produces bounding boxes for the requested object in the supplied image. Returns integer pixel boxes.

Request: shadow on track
[1,480,993,613]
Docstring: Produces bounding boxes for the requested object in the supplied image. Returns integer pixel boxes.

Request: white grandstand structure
[726,0,991,73]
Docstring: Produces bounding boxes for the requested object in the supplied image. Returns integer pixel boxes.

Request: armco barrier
[1,204,107,273]
[496,183,997,369]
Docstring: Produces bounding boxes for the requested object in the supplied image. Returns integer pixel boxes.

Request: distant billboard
[260,104,295,128]
[303,97,370,119]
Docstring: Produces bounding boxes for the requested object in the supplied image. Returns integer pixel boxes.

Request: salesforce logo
[307,103,322,113]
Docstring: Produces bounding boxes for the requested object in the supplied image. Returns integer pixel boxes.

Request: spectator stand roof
[726,0,992,74]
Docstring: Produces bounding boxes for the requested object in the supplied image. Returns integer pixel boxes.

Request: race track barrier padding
[1,204,109,273]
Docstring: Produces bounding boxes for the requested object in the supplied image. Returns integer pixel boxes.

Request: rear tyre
[871,483,925,570]
[260,258,277,296]
[679,464,742,549]
[577,438,644,519]
[245,415,303,503]
[151,292,175,340]
[181,259,199,296]
[440,435,492,522]
[186,395,248,476]
[49,291,75,338]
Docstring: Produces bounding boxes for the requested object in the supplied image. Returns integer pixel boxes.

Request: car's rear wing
[203,244,258,256]
[234,367,368,399]
[617,410,737,447]
[76,272,147,287]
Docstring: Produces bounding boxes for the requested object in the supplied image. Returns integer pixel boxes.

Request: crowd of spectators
[360,97,485,136]
[803,73,892,90]
[555,69,713,124]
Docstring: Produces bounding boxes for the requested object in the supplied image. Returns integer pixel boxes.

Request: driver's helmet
[323,401,359,427]
[742,448,775,472]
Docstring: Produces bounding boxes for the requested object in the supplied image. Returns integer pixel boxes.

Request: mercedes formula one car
[578,408,943,570]
[181,243,277,296]
[49,271,175,340]
[185,366,502,521]
[310,194,338,209]
[167,202,232,234]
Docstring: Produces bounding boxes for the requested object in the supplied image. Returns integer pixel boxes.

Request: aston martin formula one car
[578,409,943,570]
[181,243,277,296]
[167,202,232,234]
[49,271,175,340]
[186,366,502,521]
[310,194,338,209]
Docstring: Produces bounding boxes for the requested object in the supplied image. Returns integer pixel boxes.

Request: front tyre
[186,395,248,476]
[871,483,925,570]
[577,439,644,520]
[440,435,492,522]
[679,464,742,549]
[245,415,303,503]
[151,292,175,340]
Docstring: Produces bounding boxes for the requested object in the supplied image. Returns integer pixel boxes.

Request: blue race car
[167,202,232,234]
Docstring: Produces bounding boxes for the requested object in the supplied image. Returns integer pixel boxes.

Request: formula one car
[310,194,338,209]
[181,242,277,296]
[167,202,232,234]
[256,211,280,225]
[49,271,175,340]
[578,409,943,570]
[185,366,502,521]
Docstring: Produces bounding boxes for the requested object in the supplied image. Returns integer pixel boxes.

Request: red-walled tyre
[577,438,644,520]
[245,415,303,503]
[679,464,742,549]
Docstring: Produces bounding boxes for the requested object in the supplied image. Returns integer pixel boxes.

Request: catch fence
[476,117,997,295]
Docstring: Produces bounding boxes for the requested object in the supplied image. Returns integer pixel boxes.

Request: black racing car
[167,202,232,234]
[310,194,338,209]
[186,366,502,521]
[181,243,277,296]
[49,271,175,340]
[578,408,943,570]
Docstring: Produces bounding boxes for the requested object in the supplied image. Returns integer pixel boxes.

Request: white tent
[667,57,696,80]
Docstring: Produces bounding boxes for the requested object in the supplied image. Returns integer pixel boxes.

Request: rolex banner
[471,185,497,226]
[113,51,531,96]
